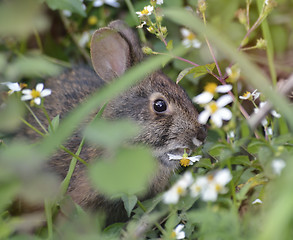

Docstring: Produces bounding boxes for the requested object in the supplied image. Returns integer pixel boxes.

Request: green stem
[20,117,45,136]
[41,104,53,133]
[25,103,48,134]
[33,27,43,52]
[60,145,88,166]
[60,138,85,195]
[44,199,53,240]
[125,0,147,43]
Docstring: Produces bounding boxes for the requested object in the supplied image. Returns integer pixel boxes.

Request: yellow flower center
[141,9,149,15]
[180,157,190,167]
[242,91,251,98]
[187,32,196,40]
[88,16,98,25]
[204,82,217,94]
[208,102,218,114]
[215,184,222,192]
[171,231,177,238]
[176,186,184,195]
[31,89,41,99]
[20,83,27,89]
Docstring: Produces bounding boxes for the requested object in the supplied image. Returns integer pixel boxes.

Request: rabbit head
[91,20,206,169]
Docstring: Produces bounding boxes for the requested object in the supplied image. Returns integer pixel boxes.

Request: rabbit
[20,20,207,224]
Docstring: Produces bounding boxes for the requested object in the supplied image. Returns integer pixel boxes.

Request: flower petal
[211,113,223,127]
[193,92,213,104]
[214,169,232,186]
[167,154,182,160]
[192,39,201,48]
[36,83,44,92]
[34,98,41,105]
[217,94,233,107]
[180,28,190,37]
[198,110,210,124]
[189,155,202,163]
[93,0,103,7]
[175,224,184,233]
[22,89,32,95]
[217,108,232,121]
[105,0,120,7]
[21,95,32,101]
[216,84,232,93]
[40,89,52,97]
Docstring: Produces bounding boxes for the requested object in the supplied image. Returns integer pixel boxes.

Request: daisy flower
[163,172,193,204]
[198,94,233,127]
[168,153,202,167]
[1,82,22,95]
[21,83,51,106]
[193,82,232,104]
[93,0,120,8]
[272,159,286,176]
[136,5,154,17]
[201,169,232,202]
[180,28,201,49]
[171,224,185,239]
[239,89,260,101]
[190,175,208,198]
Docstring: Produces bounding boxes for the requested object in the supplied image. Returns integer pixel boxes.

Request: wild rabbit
[20,20,206,223]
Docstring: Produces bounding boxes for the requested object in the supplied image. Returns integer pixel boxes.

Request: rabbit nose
[192,126,207,147]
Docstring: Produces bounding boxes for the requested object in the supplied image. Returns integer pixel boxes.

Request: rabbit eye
[153,99,167,113]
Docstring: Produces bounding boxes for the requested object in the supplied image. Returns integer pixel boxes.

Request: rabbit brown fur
[20,20,206,223]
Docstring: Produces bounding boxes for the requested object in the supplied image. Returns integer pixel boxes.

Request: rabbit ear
[90,20,143,82]
[108,20,144,63]
[90,27,131,82]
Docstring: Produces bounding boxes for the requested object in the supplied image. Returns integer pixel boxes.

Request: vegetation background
[0,0,293,239]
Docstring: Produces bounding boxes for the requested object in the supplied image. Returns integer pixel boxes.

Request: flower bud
[142,46,153,55]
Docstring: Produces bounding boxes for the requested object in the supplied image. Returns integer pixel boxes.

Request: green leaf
[89,147,156,196]
[45,0,86,17]
[48,115,60,133]
[83,119,140,150]
[5,54,62,81]
[190,63,216,78]
[176,63,215,84]
[176,67,194,84]
[121,195,138,217]
[166,40,173,51]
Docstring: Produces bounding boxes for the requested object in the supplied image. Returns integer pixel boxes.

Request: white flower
[190,176,208,198]
[190,169,232,202]
[239,89,260,100]
[163,172,193,204]
[202,169,232,202]
[180,28,201,49]
[21,83,51,105]
[252,198,263,205]
[259,101,281,118]
[93,0,120,8]
[168,153,202,167]
[156,0,164,5]
[136,5,154,17]
[1,82,22,95]
[228,130,235,139]
[171,224,185,239]
[198,94,233,127]
[272,159,286,176]
[193,82,232,104]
